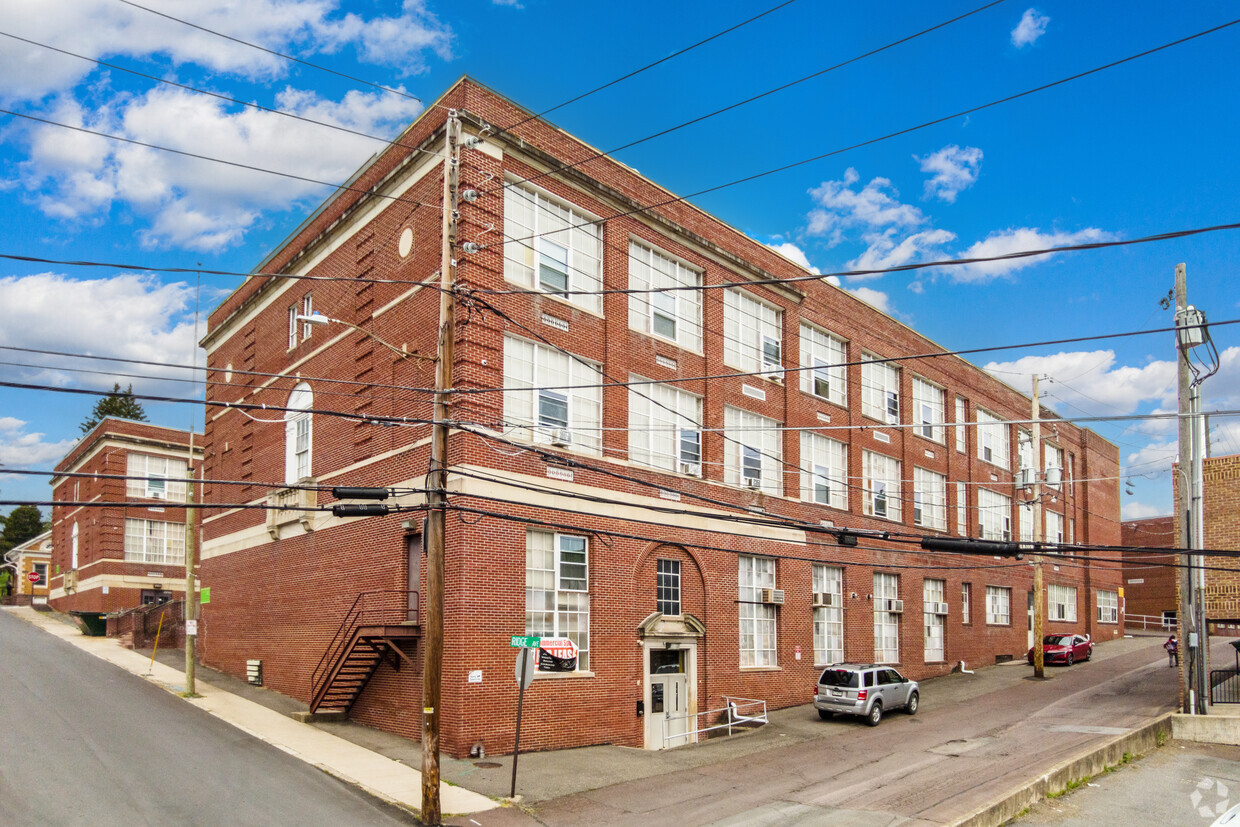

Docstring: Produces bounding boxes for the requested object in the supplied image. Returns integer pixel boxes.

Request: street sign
[26,571,40,584]
[510,635,540,648]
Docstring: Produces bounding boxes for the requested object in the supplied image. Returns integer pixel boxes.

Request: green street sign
[510,635,540,648]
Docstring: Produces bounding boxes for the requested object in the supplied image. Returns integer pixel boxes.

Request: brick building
[49,418,202,612]
[1120,515,1177,629]
[197,77,1122,757]
[4,529,52,605]
[1197,454,1240,623]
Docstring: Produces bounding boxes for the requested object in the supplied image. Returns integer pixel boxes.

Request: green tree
[80,382,148,433]
[0,505,46,554]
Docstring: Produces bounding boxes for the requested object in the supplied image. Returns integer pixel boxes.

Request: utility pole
[1031,374,1045,679]
[1174,262,1199,714]
[422,108,460,826]
[184,438,198,695]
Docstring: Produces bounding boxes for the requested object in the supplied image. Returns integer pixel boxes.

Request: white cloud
[1125,439,1177,477]
[917,145,983,203]
[1121,501,1170,521]
[848,286,892,314]
[947,227,1115,282]
[765,241,820,274]
[0,417,78,468]
[848,228,955,274]
[1011,8,1050,48]
[807,168,924,245]
[982,351,1177,416]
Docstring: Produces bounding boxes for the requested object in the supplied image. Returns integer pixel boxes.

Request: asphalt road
[0,610,417,827]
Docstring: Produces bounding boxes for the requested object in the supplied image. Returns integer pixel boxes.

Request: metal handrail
[1125,613,1175,631]
[661,696,768,749]
[309,590,419,702]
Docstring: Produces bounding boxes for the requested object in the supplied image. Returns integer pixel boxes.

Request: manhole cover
[473,761,502,769]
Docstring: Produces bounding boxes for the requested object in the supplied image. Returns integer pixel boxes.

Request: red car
[1027,634,1093,666]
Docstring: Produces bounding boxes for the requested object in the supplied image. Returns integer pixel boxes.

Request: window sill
[533,670,595,680]
[739,665,783,673]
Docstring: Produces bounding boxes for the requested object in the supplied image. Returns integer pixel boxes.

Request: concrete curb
[951,712,1175,827]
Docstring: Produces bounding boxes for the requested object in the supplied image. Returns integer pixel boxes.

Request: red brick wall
[1121,516,1177,622]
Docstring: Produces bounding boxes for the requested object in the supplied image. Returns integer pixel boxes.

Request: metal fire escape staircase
[309,590,419,715]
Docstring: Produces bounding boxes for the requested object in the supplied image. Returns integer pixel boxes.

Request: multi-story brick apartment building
[49,418,202,612]
[197,77,1121,757]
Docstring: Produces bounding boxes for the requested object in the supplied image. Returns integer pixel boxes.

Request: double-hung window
[723,289,782,378]
[986,586,1011,625]
[1046,511,1065,547]
[656,559,681,616]
[954,397,967,452]
[1097,590,1118,624]
[912,467,946,531]
[1048,584,1077,622]
[301,294,314,340]
[526,530,590,671]
[977,409,1010,469]
[124,518,186,565]
[1017,429,1034,481]
[724,406,782,494]
[924,578,946,662]
[739,556,777,667]
[799,323,846,406]
[800,432,847,510]
[863,451,901,522]
[977,488,1012,541]
[127,453,188,501]
[504,335,603,454]
[813,565,843,665]
[628,378,702,475]
[1044,444,1065,489]
[862,355,900,424]
[874,572,900,663]
[628,241,702,351]
[955,482,967,536]
[962,582,972,624]
[285,382,313,483]
[1019,501,1034,542]
[287,304,298,349]
[911,377,944,442]
[504,182,603,315]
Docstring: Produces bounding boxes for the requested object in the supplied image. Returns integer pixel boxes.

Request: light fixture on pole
[295,313,434,363]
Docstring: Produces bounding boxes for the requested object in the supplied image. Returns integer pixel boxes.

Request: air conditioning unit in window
[549,428,572,447]
[882,598,904,613]
[760,588,786,605]
[744,477,762,490]
[679,462,700,476]
[926,602,949,615]
[812,591,836,607]
[763,368,784,382]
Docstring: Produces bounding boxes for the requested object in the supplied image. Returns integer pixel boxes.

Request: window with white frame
[1046,511,1065,547]
[1048,584,1077,622]
[127,453,188,501]
[33,562,47,586]
[1067,453,1075,494]
[739,556,777,667]
[526,530,590,671]
[723,289,783,377]
[955,397,967,453]
[1019,501,1034,543]
[71,521,79,569]
[912,377,945,442]
[1017,429,1034,477]
[863,451,901,522]
[924,578,946,662]
[874,572,900,664]
[912,467,946,531]
[504,336,603,454]
[800,432,847,510]
[1097,589,1119,624]
[503,182,603,314]
[976,409,1010,470]
[956,482,967,536]
[813,564,844,665]
[799,323,846,406]
[861,355,900,424]
[124,518,186,565]
[1068,517,1075,545]
[628,378,702,475]
[724,406,782,494]
[287,304,298,349]
[285,382,313,483]
[1044,444,1065,489]
[301,293,314,340]
[962,582,972,624]
[986,585,1011,625]
[628,240,703,351]
[977,488,1012,541]
[656,558,681,616]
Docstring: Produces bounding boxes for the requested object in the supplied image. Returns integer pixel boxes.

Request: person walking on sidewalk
[1165,635,1179,667]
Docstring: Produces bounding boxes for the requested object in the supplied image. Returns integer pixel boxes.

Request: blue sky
[1,0,1238,522]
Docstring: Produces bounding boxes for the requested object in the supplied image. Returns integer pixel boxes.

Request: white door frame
[642,639,697,750]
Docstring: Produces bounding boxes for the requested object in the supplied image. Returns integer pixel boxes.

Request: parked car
[1026,634,1093,666]
[814,664,919,726]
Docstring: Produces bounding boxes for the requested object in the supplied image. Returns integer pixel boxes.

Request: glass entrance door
[645,647,692,749]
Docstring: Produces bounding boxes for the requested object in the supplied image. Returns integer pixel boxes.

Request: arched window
[285,383,313,483]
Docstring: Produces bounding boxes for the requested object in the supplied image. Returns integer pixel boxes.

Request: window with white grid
[956,482,967,536]
[912,467,946,530]
[976,409,1010,470]
[800,432,847,510]
[504,182,603,314]
[504,335,603,454]
[799,323,846,406]
[863,451,901,522]
[1045,444,1065,489]
[739,556,777,667]
[924,578,946,662]
[813,564,843,665]
[126,453,188,502]
[124,519,185,565]
[284,382,313,483]
[1046,511,1065,548]
[724,406,782,494]
[912,377,944,442]
[862,355,900,424]
[1097,589,1118,624]
[1017,429,1034,476]
[287,304,297,350]
[628,240,703,351]
[874,572,900,664]
[986,586,1010,625]
[628,378,702,475]
[977,488,1012,541]
[656,558,681,616]
[1048,584,1077,622]
[1019,501,1034,542]
[526,530,590,671]
[962,582,972,624]
[723,289,782,377]
[301,294,314,340]
[955,397,967,453]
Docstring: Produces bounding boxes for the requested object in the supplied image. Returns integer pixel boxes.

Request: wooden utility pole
[184,439,198,695]
[1174,262,1197,713]
[1031,375,1045,679]
[422,108,460,826]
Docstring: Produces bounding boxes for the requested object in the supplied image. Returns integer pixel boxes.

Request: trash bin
[69,611,108,637]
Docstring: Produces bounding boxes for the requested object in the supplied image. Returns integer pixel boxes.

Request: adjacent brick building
[1120,515,1177,629]
[4,529,52,606]
[49,418,202,612]
[1198,454,1240,622]
[197,77,1122,757]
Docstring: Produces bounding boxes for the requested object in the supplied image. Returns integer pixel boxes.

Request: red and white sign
[538,637,578,659]
[26,571,40,584]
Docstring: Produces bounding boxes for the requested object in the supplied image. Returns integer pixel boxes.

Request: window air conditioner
[884,598,904,613]
[927,602,949,615]
[760,588,786,605]
[550,428,572,447]
[744,477,762,490]
[812,591,835,607]
[679,462,701,476]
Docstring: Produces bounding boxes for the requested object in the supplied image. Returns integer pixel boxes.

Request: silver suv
[814,664,919,726]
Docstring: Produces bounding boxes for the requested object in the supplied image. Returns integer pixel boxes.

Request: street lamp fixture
[295,313,434,363]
